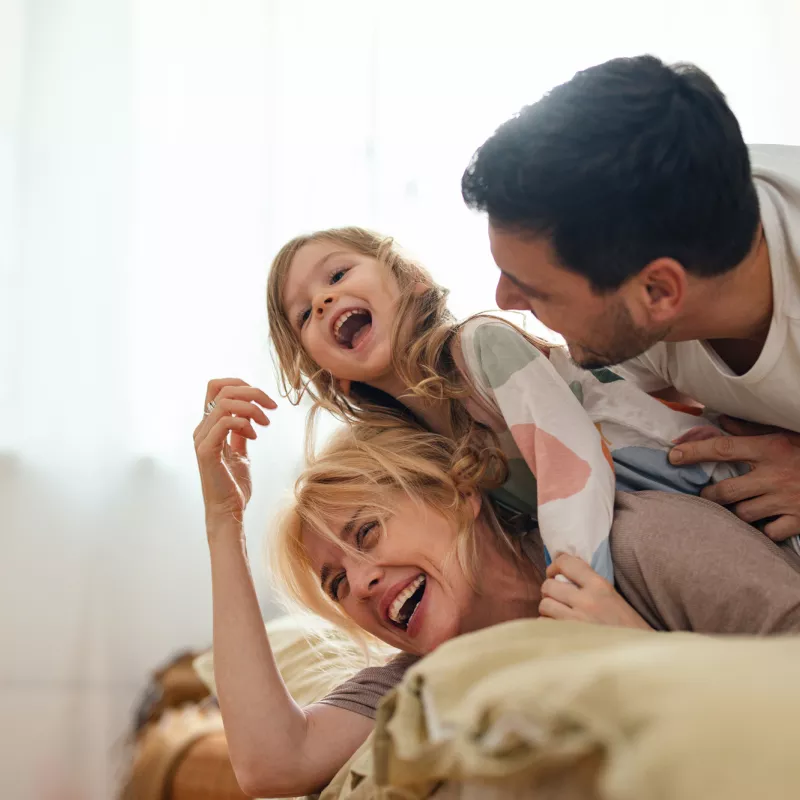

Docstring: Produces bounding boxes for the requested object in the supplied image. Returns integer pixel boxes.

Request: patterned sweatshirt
[458,316,743,582]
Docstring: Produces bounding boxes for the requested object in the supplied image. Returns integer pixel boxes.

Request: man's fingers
[670,435,766,466]
[700,473,776,506]
[732,495,785,525]
[763,515,800,542]
[719,415,782,437]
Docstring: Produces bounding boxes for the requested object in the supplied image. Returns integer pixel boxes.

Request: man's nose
[495,276,528,312]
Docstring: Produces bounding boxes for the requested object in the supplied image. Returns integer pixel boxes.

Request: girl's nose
[315,295,334,316]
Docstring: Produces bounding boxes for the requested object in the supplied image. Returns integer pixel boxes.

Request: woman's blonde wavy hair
[268,418,526,650]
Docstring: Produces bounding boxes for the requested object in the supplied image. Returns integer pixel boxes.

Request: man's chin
[567,344,616,370]
[567,341,651,370]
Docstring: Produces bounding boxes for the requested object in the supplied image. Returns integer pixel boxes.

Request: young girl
[194,396,800,797]
[266,226,743,582]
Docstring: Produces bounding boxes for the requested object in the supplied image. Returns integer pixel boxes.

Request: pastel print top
[458,317,743,582]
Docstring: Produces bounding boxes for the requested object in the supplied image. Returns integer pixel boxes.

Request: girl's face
[303,494,482,655]
[282,240,402,385]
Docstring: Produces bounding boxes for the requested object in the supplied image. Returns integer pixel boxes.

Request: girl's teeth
[334,311,354,336]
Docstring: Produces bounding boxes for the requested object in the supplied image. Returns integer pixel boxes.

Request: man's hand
[669,416,800,541]
[539,554,652,630]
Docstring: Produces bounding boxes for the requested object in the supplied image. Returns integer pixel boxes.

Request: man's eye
[330,573,346,602]
[355,521,378,549]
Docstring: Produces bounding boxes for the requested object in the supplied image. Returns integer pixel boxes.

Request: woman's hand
[539,553,651,631]
[193,378,277,529]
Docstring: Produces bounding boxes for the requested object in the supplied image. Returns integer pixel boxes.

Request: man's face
[489,224,664,368]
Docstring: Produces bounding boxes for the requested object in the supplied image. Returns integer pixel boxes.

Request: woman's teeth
[388,575,426,626]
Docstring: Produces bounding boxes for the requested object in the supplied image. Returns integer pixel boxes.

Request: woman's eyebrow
[340,507,365,541]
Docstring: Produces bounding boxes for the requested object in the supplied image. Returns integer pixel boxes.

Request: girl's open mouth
[333,308,373,349]
[387,574,426,630]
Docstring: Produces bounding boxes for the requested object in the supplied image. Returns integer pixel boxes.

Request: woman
[195,378,800,798]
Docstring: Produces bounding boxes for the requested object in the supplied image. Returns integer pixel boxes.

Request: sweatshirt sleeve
[460,318,616,581]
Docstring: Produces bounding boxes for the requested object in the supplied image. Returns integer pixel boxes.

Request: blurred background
[1,0,799,796]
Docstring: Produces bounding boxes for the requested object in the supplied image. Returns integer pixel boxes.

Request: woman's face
[303,493,481,655]
[281,240,401,385]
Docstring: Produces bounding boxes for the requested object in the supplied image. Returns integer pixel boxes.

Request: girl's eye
[330,268,348,285]
[355,521,378,550]
[298,308,311,327]
[330,572,346,602]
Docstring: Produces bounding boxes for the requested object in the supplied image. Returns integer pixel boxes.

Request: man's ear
[627,258,688,325]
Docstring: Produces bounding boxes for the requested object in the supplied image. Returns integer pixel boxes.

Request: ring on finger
[204,400,217,417]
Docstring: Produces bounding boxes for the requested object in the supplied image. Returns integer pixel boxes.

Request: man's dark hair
[461,55,760,291]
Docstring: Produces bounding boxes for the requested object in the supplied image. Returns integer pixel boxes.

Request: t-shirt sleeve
[611,490,800,635]
[460,318,616,581]
[613,347,672,393]
[316,652,419,720]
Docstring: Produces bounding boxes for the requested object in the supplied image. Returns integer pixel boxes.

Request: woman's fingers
[197,416,257,461]
[206,380,277,410]
[205,378,249,409]
[211,398,270,427]
[195,382,277,443]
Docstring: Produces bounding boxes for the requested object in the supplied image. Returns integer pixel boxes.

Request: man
[461,55,800,544]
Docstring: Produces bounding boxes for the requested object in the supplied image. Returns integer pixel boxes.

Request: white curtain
[2,1,799,797]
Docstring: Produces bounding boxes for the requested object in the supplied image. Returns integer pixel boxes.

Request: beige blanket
[323,619,800,800]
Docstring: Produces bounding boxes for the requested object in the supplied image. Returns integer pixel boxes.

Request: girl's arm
[195,379,372,797]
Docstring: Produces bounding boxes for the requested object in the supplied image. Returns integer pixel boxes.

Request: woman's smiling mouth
[384,574,427,631]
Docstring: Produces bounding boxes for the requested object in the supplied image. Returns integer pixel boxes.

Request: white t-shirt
[617,145,800,434]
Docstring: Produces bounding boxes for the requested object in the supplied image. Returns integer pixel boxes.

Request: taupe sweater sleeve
[316,652,420,720]
[612,491,800,635]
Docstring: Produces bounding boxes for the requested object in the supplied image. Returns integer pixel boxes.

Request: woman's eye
[330,573,346,602]
[355,521,378,550]
[330,268,348,285]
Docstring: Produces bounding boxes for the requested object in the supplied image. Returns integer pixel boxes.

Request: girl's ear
[413,280,431,297]
[336,378,352,396]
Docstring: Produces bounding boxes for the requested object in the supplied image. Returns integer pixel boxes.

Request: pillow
[193,614,367,708]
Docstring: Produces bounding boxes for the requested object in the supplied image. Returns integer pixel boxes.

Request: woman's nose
[347,559,383,601]
[314,295,335,317]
